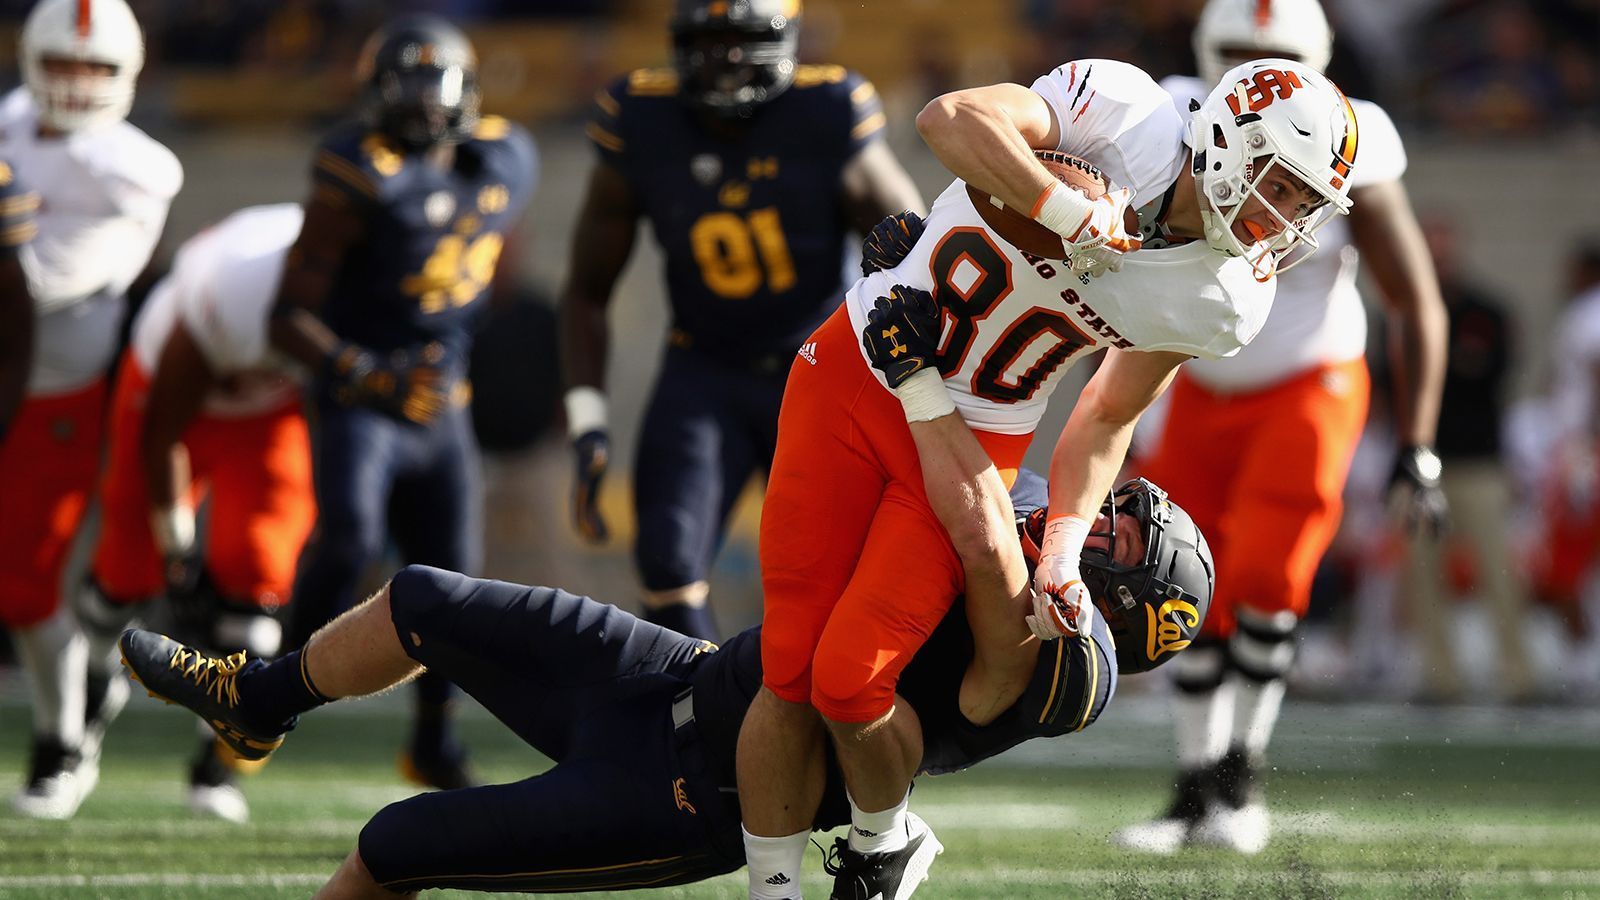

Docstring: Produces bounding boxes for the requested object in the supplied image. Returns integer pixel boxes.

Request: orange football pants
[91,353,315,610]
[760,306,1031,723]
[0,380,108,628]
[1140,358,1369,639]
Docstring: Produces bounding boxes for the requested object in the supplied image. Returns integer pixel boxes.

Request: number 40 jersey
[846,59,1276,436]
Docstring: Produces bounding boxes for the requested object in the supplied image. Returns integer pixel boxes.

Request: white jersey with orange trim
[845,60,1275,435]
[0,88,183,396]
[1551,284,1600,440]
[1160,75,1406,393]
[131,204,305,419]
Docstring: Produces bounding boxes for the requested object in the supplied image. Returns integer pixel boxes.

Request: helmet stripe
[1254,0,1272,28]
[1329,88,1360,178]
[76,0,92,38]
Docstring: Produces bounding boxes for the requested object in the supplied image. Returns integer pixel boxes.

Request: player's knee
[318,847,410,899]
[355,799,432,891]
[386,565,468,633]
[1228,607,1299,683]
[1172,637,1228,694]
[809,649,893,724]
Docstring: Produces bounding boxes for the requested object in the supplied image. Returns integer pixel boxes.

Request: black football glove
[328,342,450,426]
[861,211,926,277]
[861,284,942,390]
[571,429,610,544]
[1389,444,1450,538]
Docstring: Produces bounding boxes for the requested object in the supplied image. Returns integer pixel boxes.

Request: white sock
[14,605,89,749]
[743,826,809,899]
[1230,675,1286,758]
[847,789,909,855]
[1174,681,1234,770]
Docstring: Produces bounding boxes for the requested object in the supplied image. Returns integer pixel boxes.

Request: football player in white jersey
[74,205,313,824]
[0,0,182,819]
[1112,0,1449,856]
[738,56,1358,897]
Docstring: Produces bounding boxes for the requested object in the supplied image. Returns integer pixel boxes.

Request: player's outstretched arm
[268,186,364,369]
[1033,349,1187,639]
[139,323,218,572]
[840,140,926,235]
[0,253,31,444]
[558,161,640,543]
[861,286,1038,720]
[1350,179,1450,535]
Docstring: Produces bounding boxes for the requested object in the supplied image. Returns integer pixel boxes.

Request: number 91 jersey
[848,185,1275,435]
[588,65,886,363]
[310,116,537,375]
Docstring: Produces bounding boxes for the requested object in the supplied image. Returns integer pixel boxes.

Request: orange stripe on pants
[1139,359,1369,639]
[0,380,107,628]
[759,306,1031,722]
[91,353,315,609]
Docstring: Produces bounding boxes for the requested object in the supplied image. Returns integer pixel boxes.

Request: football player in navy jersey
[267,15,536,790]
[560,0,924,642]
[0,159,37,447]
[119,465,1211,897]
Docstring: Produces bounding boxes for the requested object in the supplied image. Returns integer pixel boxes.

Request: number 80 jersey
[846,60,1277,436]
[847,182,1275,435]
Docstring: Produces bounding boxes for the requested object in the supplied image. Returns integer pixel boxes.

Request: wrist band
[150,505,196,558]
[892,368,956,423]
[563,386,608,438]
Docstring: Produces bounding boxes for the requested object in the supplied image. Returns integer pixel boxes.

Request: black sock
[237,648,331,733]
[643,603,719,642]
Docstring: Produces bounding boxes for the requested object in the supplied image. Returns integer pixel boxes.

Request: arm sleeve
[843,70,887,155]
[585,79,628,168]
[310,133,384,218]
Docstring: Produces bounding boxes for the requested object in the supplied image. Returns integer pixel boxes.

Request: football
[965,150,1136,260]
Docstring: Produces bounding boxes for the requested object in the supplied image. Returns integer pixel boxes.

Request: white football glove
[1035,182,1142,277]
[1027,563,1094,641]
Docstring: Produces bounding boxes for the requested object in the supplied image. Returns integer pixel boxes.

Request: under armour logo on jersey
[797,341,818,366]
[764,873,792,886]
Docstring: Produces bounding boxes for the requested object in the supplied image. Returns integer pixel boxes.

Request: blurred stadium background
[2,0,1600,896]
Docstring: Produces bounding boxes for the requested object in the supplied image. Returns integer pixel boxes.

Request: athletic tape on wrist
[892,368,956,423]
[563,386,608,438]
[1031,181,1096,241]
[150,505,196,558]
[1040,513,1092,564]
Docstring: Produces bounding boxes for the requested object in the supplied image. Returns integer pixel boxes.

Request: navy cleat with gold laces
[118,629,290,762]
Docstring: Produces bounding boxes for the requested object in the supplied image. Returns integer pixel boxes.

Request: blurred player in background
[1114,0,1449,856]
[76,205,313,823]
[559,0,923,642]
[268,15,536,790]
[740,56,1357,898]
[0,165,37,484]
[0,0,181,820]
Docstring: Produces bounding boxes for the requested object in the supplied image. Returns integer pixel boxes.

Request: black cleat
[1108,765,1214,854]
[824,811,943,900]
[118,629,288,762]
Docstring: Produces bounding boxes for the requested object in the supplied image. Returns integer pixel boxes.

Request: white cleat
[1193,801,1270,854]
[188,782,250,824]
[11,768,87,820]
[1109,816,1193,855]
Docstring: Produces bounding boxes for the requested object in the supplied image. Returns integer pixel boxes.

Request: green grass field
[2,687,1597,899]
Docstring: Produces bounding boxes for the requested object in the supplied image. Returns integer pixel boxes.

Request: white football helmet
[1186,58,1357,278]
[20,0,145,132]
[1194,0,1333,85]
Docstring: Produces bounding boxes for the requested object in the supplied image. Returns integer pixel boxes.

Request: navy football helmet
[671,0,800,118]
[356,15,481,150]
[1019,478,1214,674]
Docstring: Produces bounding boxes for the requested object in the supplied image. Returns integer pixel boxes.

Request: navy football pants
[633,346,785,592]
